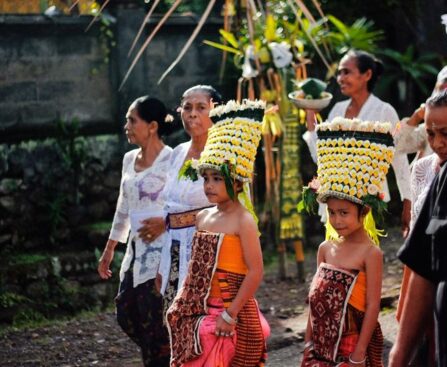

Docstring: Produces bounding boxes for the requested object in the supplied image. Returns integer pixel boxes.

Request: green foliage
[378,46,439,96]
[297,187,318,215]
[326,15,384,55]
[220,163,235,201]
[177,160,199,181]
[0,292,28,309]
[362,194,388,227]
[8,253,47,266]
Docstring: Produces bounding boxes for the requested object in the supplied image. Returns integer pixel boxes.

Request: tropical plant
[325,15,384,55]
[378,45,439,98]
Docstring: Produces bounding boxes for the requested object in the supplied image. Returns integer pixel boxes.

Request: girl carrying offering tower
[299,117,395,366]
[166,99,270,367]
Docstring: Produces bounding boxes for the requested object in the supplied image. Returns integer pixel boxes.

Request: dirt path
[0,228,405,367]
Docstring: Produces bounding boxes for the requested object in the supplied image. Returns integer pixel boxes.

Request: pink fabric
[183,298,270,367]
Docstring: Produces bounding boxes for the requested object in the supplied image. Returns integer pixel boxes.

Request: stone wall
[0,15,116,141]
[0,4,233,143]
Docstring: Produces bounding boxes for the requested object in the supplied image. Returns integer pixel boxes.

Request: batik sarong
[166,231,268,367]
[302,263,383,367]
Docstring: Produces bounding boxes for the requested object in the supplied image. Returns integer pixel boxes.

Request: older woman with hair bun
[304,49,412,233]
[97,96,173,366]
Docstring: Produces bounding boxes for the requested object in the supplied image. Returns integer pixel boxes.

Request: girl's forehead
[327,197,356,209]
[202,168,221,176]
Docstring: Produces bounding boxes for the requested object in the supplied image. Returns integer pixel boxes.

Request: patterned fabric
[166,231,267,367]
[163,240,180,321]
[115,271,170,367]
[303,263,383,367]
[182,297,270,367]
[167,208,208,229]
[109,146,172,287]
[279,114,304,240]
[167,232,224,366]
[216,270,267,367]
[308,264,357,362]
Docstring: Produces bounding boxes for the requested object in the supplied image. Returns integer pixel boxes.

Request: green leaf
[203,40,243,55]
[220,164,235,200]
[219,29,240,49]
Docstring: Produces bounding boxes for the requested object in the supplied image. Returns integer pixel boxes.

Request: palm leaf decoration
[220,163,235,201]
[177,160,198,181]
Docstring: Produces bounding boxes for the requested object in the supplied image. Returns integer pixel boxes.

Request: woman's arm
[349,246,383,364]
[109,153,132,243]
[389,271,435,367]
[99,153,132,279]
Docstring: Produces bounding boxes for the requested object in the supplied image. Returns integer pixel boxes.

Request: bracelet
[221,310,237,325]
[348,354,366,365]
[304,341,313,349]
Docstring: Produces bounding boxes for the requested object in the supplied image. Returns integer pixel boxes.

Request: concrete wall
[0,15,115,141]
[0,3,230,143]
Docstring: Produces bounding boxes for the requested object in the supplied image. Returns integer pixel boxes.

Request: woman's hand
[98,246,116,280]
[214,312,236,338]
[138,216,165,243]
[407,104,425,127]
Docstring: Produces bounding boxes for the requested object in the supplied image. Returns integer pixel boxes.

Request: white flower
[441,14,447,34]
[191,159,199,169]
[269,42,293,68]
[242,45,258,79]
[367,184,379,196]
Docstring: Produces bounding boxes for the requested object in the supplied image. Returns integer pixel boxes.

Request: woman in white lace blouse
[303,50,411,231]
[97,96,173,366]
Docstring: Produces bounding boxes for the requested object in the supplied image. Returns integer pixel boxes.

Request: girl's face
[202,169,230,204]
[327,197,365,238]
[425,105,447,163]
[336,55,372,97]
[180,91,213,138]
[124,104,154,146]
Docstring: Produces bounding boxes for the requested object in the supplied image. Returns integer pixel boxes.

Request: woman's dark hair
[345,50,384,92]
[131,96,173,137]
[426,89,447,108]
[181,85,223,105]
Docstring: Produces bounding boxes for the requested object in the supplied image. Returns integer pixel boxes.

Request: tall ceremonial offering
[299,117,395,244]
[179,99,265,222]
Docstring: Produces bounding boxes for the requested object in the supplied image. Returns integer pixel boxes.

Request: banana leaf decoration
[220,162,236,201]
[177,159,198,181]
[362,194,388,227]
[297,186,318,215]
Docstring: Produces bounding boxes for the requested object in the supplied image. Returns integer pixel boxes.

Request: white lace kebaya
[410,153,440,229]
[158,141,213,295]
[109,146,172,287]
